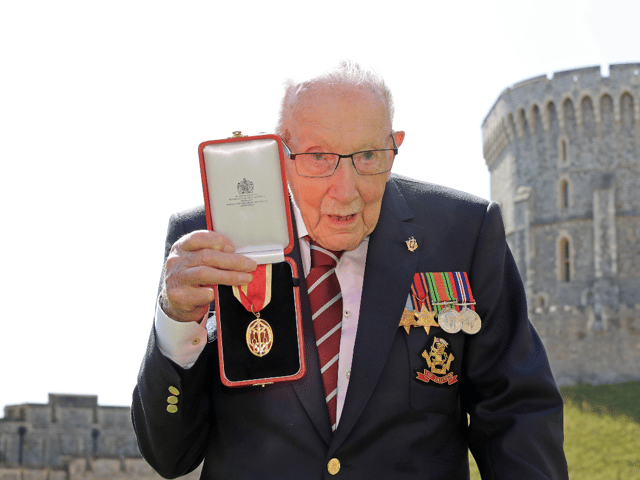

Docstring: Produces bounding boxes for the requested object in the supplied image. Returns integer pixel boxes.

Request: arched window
[581,96,596,136]
[560,238,571,282]
[600,94,614,133]
[560,179,570,209]
[563,98,576,132]
[558,135,570,166]
[621,92,634,131]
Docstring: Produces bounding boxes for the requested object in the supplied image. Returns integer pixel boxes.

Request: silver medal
[437,306,462,334]
[460,307,482,334]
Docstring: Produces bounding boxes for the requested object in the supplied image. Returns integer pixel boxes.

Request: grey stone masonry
[482,63,640,385]
[0,394,201,480]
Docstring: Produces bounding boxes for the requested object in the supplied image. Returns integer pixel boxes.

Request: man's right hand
[160,230,258,323]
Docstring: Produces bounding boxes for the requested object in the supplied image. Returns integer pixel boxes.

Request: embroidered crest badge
[416,337,458,385]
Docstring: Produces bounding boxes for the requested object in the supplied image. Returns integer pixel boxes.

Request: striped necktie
[306,238,344,432]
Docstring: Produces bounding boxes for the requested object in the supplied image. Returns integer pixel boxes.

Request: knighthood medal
[232,264,274,357]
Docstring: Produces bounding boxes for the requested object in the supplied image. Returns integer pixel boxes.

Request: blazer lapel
[330,178,426,450]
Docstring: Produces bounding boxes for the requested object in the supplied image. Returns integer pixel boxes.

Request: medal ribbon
[410,273,433,311]
[232,264,272,314]
[450,271,476,312]
[425,272,458,313]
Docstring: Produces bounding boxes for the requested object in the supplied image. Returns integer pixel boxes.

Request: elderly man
[132,62,568,479]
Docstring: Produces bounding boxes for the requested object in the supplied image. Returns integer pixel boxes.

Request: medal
[424,272,461,333]
[415,304,440,335]
[460,307,481,334]
[245,314,273,357]
[400,273,439,335]
[437,306,462,333]
[232,264,274,357]
[399,307,419,334]
[450,271,482,334]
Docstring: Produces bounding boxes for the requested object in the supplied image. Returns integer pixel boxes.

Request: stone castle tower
[482,63,640,385]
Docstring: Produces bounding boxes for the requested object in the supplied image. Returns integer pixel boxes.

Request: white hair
[276,60,395,142]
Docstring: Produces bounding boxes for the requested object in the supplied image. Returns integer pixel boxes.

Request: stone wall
[0,458,202,480]
[0,395,202,480]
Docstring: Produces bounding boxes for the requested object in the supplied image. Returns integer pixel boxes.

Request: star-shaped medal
[415,305,439,334]
[399,308,418,334]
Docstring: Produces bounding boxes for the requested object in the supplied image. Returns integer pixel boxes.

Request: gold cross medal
[232,264,274,357]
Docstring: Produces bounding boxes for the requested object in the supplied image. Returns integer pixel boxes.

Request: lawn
[469,381,640,479]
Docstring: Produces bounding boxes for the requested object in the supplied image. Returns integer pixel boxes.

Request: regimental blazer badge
[416,337,458,385]
[405,236,418,252]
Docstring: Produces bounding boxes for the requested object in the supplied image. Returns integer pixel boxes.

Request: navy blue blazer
[132,175,568,479]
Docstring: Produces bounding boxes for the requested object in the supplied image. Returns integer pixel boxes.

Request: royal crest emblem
[416,337,458,385]
[237,178,254,195]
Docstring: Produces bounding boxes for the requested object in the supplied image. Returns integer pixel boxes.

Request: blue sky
[1,0,638,411]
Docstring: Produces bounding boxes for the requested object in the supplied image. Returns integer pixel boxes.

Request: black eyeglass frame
[281,134,399,178]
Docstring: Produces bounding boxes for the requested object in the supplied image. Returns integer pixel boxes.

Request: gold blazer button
[327,458,340,475]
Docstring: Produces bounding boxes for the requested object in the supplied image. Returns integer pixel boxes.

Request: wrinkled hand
[160,230,257,322]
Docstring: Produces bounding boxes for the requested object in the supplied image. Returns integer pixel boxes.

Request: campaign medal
[424,272,462,334]
[232,264,274,357]
[415,305,440,334]
[460,308,481,334]
[399,305,419,334]
[406,273,439,334]
[450,271,482,334]
[437,306,462,334]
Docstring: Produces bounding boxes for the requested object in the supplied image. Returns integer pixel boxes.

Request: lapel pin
[405,236,418,252]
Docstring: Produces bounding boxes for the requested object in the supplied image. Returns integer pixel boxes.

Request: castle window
[92,429,100,456]
[560,238,571,282]
[560,179,570,209]
[17,427,26,466]
[621,92,634,131]
[558,135,570,166]
[581,96,596,136]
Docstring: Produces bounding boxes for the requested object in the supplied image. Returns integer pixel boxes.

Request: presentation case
[198,132,305,387]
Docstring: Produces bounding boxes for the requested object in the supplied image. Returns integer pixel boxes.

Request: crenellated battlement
[483,63,640,168]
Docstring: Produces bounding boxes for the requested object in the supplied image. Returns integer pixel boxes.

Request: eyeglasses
[282,134,398,178]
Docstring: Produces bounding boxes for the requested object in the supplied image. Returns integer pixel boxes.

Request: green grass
[469,381,640,479]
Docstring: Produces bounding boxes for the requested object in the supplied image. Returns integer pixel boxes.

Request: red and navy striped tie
[306,238,344,432]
